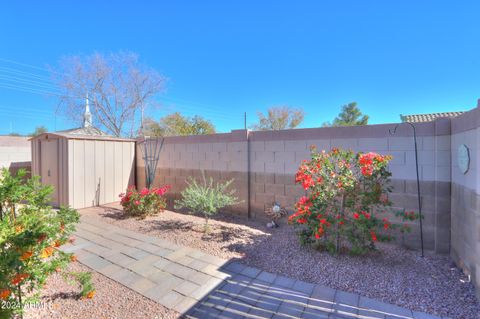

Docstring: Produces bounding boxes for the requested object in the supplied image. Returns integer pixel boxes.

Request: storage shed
[30,99,135,209]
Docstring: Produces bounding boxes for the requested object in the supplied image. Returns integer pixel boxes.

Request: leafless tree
[251,106,305,131]
[52,52,165,137]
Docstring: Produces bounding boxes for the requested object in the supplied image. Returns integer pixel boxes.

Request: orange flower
[20,251,33,261]
[15,225,24,233]
[70,255,78,262]
[85,290,95,299]
[54,240,62,248]
[0,289,11,300]
[40,246,54,259]
[11,273,29,285]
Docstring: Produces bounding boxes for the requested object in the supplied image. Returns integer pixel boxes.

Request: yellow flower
[85,290,95,299]
[40,246,54,259]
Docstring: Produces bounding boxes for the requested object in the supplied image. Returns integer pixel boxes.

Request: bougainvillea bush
[289,147,419,255]
[0,168,93,319]
[119,185,170,218]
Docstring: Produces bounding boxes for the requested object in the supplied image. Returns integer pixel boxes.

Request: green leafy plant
[119,185,170,218]
[174,175,240,232]
[289,147,419,255]
[0,168,93,318]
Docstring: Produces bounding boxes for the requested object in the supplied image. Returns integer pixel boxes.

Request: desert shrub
[174,175,240,231]
[119,185,170,218]
[0,168,93,318]
[289,147,419,255]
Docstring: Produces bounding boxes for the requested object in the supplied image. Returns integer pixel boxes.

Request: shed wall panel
[68,140,74,206]
[104,142,115,203]
[72,140,86,209]
[94,140,106,205]
[84,141,96,207]
[114,142,123,198]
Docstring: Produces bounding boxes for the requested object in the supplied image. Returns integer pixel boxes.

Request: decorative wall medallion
[457,144,470,174]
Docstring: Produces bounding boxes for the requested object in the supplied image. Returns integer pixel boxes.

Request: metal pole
[389,123,424,257]
[246,112,251,219]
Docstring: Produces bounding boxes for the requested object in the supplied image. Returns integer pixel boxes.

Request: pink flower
[134,200,140,205]
[140,188,150,196]
[155,185,171,196]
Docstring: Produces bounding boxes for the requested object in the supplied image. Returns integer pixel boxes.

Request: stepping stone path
[62,214,447,319]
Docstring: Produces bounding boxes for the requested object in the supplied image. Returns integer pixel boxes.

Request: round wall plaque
[457,144,470,174]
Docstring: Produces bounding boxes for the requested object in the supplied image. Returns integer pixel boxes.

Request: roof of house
[54,126,110,137]
[400,111,465,123]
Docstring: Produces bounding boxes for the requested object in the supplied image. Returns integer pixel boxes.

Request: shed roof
[400,111,465,123]
[29,128,135,142]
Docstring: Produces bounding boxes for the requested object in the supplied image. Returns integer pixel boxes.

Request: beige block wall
[248,120,451,253]
[0,136,31,176]
[136,122,451,253]
[450,104,480,298]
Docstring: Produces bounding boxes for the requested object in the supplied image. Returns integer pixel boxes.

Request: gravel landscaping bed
[24,262,178,319]
[85,203,480,319]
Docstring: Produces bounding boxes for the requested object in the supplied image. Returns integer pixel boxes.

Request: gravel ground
[24,262,178,319]
[85,204,480,319]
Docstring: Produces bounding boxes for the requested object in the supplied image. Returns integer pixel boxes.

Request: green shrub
[0,168,93,318]
[174,175,240,232]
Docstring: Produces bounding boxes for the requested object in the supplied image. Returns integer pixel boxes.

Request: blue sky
[0,1,479,135]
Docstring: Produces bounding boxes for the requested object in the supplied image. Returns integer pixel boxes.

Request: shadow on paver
[182,261,423,319]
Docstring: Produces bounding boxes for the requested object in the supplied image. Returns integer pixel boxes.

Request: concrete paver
[66,212,444,319]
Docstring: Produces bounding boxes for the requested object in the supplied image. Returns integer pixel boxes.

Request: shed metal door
[40,139,59,206]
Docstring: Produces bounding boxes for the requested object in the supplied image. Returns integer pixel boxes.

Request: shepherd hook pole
[389,122,424,257]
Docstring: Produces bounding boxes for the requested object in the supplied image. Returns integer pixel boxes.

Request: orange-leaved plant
[0,169,93,319]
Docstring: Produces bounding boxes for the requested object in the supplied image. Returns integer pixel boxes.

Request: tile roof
[400,112,465,123]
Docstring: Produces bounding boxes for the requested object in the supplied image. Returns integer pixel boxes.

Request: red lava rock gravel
[84,204,480,319]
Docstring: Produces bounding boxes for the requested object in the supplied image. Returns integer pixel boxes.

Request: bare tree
[52,52,165,137]
[251,106,305,131]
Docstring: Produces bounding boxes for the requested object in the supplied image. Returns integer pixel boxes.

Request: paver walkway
[63,214,445,319]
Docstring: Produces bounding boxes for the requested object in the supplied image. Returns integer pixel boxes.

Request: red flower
[383,223,389,230]
[155,185,171,196]
[320,219,327,225]
[353,212,360,219]
[11,273,29,285]
[370,231,378,242]
[362,212,371,219]
[140,188,150,196]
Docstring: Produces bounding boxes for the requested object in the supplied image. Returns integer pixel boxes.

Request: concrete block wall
[450,103,480,298]
[0,136,31,177]
[136,121,452,254]
[248,121,451,252]
[136,130,249,216]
